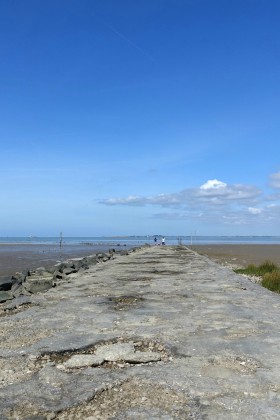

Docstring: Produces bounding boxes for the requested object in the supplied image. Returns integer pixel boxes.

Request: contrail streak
[104,22,155,62]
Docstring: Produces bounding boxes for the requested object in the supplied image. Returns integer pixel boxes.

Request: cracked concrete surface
[1,245,280,419]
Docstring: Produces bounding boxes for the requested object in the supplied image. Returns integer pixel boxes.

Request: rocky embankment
[1,246,280,419]
[0,248,133,307]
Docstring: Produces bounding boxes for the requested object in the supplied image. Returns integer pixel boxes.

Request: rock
[55,262,69,273]
[12,272,27,282]
[11,282,25,297]
[57,259,89,274]
[24,276,54,294]
[84,255,98,265]
[73,259,89,270]
[119,250,129,256]
[63,354,105,368]
[52,270,65,280]
[96,253,111,262]
[124,351,161,364]
[0,276,15,291]
[63,267,77,275]
[4,295,32,310]
[5,296,31,310]
[34,267,51,276]
[95,342,135,361]
[0,290,13,303]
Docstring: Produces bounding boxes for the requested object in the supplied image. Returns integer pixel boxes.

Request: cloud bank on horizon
[101,171,280,228]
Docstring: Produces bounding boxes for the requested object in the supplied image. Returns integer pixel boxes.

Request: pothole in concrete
[108,295,144,311]
[36,338,171,370]
[55,379,193,420]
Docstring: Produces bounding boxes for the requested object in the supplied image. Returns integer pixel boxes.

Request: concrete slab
[1,246,280,419]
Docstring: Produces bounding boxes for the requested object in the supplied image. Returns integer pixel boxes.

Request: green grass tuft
[234,260,280,293]
[234,260,278,277]
[262,271,280,293]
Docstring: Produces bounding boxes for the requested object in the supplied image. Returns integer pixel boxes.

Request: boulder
[52,270,65,281]
[34,267,53,277]
[63,267,77,276]
[24,275,54,294]
[84,256,98,265]
[56,262,69,273]
[12,272,27,283]
[0,290,13,303]
[4,295,32,310]
[96,253,110,262]
[11,280,25,297]
[0,276,15,291]
[72,259,89,270]
[33,266,47,274]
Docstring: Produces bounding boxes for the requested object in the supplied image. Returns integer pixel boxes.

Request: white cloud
[200,179,227,190]
[104,195,144,206]
[248,207,263,215]
[101,179,261,208]
[195,182,260,205]
[99,175,280,229]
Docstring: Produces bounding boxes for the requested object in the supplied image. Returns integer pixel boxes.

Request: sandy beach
[192,244,280,268]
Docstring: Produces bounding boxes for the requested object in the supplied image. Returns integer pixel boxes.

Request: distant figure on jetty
[154,236,157,245]
[161,237,166,245]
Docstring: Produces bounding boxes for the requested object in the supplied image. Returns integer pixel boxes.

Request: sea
[1,236,280,277]
[1,235,280,246]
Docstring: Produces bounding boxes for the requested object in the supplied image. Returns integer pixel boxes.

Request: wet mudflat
[0,243,130,277]
[1,246,280,419]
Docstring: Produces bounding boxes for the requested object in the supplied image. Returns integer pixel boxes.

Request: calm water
[1,235,280,277]
[1,236,280,246]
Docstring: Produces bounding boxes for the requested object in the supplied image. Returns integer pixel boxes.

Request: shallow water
[2,236,280,278]
[1,235,280,246]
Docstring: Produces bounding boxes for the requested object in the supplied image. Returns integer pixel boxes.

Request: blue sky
[1,0,280,236]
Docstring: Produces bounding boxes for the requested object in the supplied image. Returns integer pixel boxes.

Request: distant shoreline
[1,235,280,247]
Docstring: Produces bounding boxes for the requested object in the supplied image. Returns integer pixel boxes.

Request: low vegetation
[234,260,280,293]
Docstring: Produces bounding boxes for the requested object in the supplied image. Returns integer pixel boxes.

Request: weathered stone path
[1,245,280,419]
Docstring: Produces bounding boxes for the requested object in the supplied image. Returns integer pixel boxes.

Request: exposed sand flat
[192,244,280,268]
[1,245,280,419]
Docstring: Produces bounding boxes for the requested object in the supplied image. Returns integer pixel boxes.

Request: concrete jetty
[1,245,280,419]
